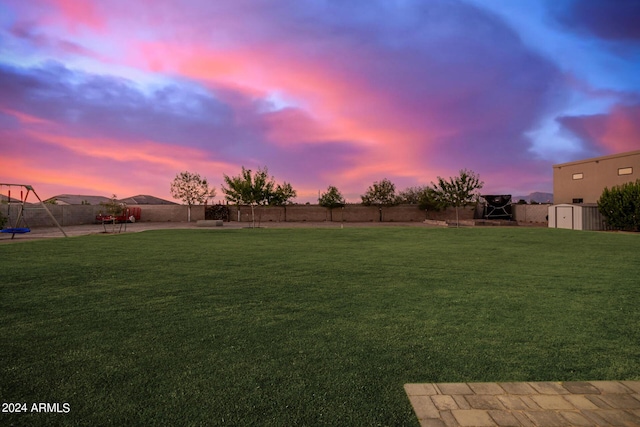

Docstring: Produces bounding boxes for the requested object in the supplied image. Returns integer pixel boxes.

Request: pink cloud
[126,39,426,180]
[0,107,53,125]
[45,0,106,32]
[0,100,235,202]
[5,0,619,202]
[9,21,101,58]
[126,37,465,186]
[558,104,640,154]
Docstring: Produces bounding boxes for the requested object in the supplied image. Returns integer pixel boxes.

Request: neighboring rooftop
[119,195,177,205]
[0,194,25,204]
[46,194,113,205]
[45,194,176,205]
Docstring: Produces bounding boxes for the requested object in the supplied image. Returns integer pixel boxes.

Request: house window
[572,198,583,203]
[572,173,583,180]
[618,167,633,176]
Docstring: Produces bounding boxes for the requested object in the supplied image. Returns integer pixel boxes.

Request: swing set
[1,184,67,239]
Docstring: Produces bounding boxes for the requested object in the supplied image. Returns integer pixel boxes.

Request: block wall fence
[2,203,550,228]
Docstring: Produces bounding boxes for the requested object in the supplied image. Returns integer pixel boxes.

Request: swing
[1,184,66,239]
[1,186,31,238]
[0,227,31,234]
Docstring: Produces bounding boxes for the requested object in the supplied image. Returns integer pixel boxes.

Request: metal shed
[548,204,606,231]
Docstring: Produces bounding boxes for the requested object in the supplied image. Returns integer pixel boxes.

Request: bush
[0,212,6,229]
[597,179,640,231]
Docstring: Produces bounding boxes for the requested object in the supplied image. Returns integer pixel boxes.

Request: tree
[268,182,297,222]
[399,186,443,212]
[318,185,346,221]
[431,169,483,227]
[268,182,297,206]
[98,194,127,232]
[361,178,399,221]
[398,186,423,205]
[597,179,640,231]
[170,171,216,222]
[100,194,125,216]
[222,166,278,228]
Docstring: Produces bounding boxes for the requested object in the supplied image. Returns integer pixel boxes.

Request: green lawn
[1,227,639,426]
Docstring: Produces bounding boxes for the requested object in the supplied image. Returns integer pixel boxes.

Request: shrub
[100,194,126,217]
[597,179,640,231]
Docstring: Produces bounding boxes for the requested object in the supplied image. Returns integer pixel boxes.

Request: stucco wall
[553,150,640,204]
[3,202,548,227]
[512,204,550,223]
[2,203,205,227]
[136,205,205,222]
[227,204,457,223]
[3,204,104,227]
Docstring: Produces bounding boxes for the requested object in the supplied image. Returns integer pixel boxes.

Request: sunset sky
[1,0,639,203]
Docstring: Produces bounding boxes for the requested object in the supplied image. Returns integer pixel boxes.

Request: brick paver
[405,381,640,426]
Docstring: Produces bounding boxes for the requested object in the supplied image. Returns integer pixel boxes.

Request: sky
[1,0,639,204]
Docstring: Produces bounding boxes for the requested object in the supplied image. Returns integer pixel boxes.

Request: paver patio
[405,381,640,426]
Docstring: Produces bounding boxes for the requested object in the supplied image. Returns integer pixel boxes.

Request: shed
[548,204,606,231]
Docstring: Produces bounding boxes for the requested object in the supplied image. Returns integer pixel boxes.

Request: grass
[1,227,639,426]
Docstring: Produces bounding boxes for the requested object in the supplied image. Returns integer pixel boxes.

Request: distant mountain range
[512,192,553,204]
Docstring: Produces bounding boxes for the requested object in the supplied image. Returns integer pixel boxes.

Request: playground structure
[1,184,67,239]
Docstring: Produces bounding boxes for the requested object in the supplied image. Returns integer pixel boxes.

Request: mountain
[512,192,553,204]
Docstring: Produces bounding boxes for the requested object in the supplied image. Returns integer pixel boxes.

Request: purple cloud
[551,0,640,41]
[2,0,637,201]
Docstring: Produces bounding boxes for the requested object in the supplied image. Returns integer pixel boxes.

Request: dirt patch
[2,219,542,243]
[1,221,442,243]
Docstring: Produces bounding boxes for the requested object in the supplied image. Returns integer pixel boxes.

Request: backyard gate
[205,205,230,221]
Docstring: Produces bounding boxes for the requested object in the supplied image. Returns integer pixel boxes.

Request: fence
[511,204,550,224]
[227,204,454,223]
[1,203,550,228]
